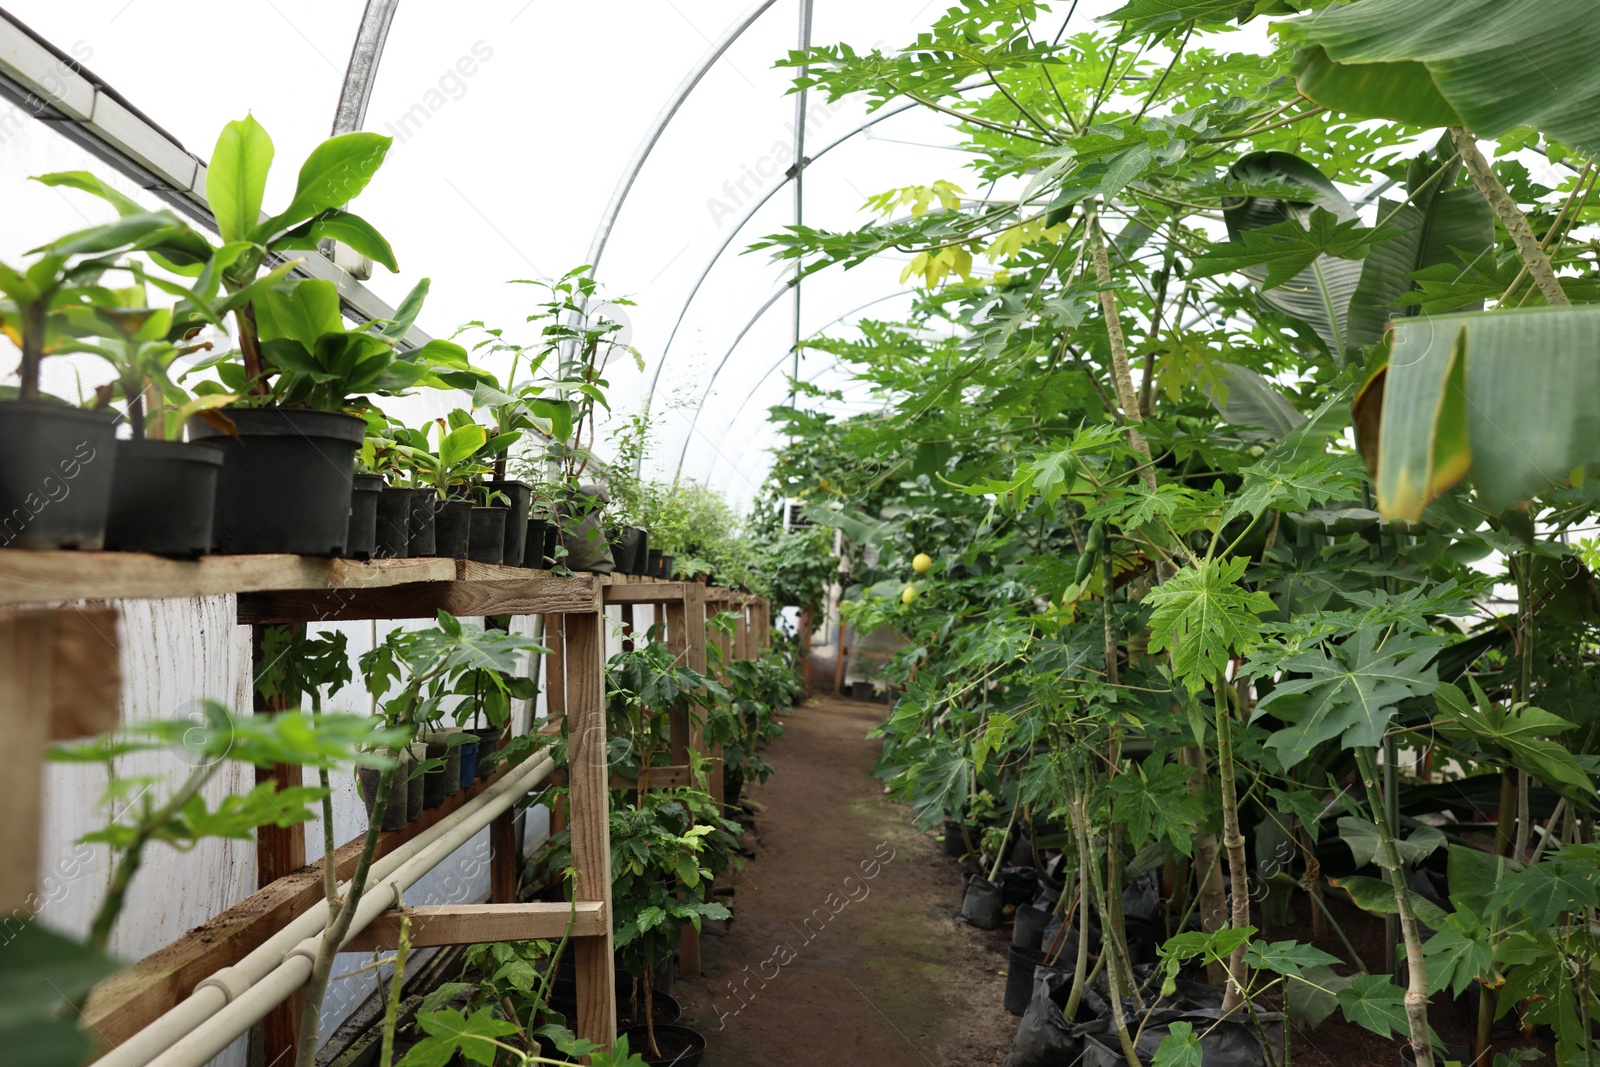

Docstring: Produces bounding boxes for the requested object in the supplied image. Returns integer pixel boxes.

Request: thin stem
[295,762,397,1067]
[1089,212,1159,494]
[1451,125,1569,307]
[1215,677,1252,1010]
[1355,748,1434,1067]
[88,763,217,953]
[377,915,410,1067]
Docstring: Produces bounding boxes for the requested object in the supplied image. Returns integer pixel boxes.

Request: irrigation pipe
[90,752,556,1067]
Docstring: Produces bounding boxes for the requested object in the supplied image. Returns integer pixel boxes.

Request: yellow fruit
[901,584,919,605]
[912,552,933,574]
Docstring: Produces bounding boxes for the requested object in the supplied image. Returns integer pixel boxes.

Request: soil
[671,692,1557,1067]
[672,695,1018,1066]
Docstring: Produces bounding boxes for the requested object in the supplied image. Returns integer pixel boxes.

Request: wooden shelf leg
[562,609,616,1052]
[250,624,306,1065]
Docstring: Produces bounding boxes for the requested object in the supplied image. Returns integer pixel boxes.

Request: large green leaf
[1143,556,1277,692]
[1337,974,1410,1038]
[252,131,392,244]
[0,921,120,1067]
[1281,0,1600,156]
[206,114,274,244]
[1221,152,1362,358]
[255,278,345,352]
[1365,307,1600,520]
[1254,628,1442,764]
[1206,363,1305,440]
[1193,207,1398,292]
[1345,140,1495,353]
[1434,681,1595,798]
[274,209,398,273]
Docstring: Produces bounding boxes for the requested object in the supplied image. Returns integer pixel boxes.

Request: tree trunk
[1215,677,1252,1009]
[1450,126,1568,307]
[1356,749,1434,1067]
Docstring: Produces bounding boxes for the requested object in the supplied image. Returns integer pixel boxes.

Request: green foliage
[1144,557,1276,691]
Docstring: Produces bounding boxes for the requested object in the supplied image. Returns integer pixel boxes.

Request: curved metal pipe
[641,78,990,414]
[699,288,915,483]
[583,0,781,276]
[671,280,794,481]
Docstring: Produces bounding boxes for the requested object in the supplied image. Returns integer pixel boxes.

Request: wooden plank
[0,552,454,606]
[603,582,689,604]
[0,607,122,914]
[562,609,616,1050]
[609,766,693,790]
[342,902,607,952]
[80,760,538,1051]
[236,575,600,624]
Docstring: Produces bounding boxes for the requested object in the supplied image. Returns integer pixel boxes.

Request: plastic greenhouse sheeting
[0,0,1019,497]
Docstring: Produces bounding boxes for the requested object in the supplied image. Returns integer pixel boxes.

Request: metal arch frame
[670,280,793,479]
[582,0,782,278]
[332,0,402,135]
[697,288,915,483]
[641,78,991,413]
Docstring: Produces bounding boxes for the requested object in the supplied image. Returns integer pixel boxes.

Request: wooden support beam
[0,552,454,606]
[603,581,690,604]
[562,609,616,1050]
[0,606,121,914]
[237,575,599,625]
[342,902,607,952]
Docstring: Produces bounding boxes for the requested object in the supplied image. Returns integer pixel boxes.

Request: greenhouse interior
[4,1,1600,1065]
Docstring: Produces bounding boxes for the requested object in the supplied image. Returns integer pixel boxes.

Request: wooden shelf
[0,551,455,606]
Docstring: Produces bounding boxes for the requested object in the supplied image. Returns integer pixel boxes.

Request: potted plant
[0,210,195,548]
[41,119,464,556]
[59,280,237,556]
[389,410,515,559]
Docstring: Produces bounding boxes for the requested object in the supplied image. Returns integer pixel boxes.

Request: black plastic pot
[434,500,472,560]
[619,1023,705,1067]
[851,680,876,702]
[620,526,648,575]
[422,738,448,809]
[0,401,118,550]
[407,491,437,557]
[344,473,383,561]
[645,549,663,578]
[1013,902,1051,950]
[616,989,684,1028]
[188,408,363,555]
[959,873,1004,929]
[483,480,531,566]
[375,486,415,559]
[657,554,674,579]
[467,725,503,782]
[944,820,968,858]
[543,522,560,568]
[1005,945,1046,1015]
[406,743,426,822]
[357,759,407,833]
[469,507,507,564]
[105,440,222,557]
[524,517,548,568]
[457,738,480,787]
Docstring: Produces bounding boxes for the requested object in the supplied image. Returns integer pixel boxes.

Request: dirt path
[673,696,1017,1066]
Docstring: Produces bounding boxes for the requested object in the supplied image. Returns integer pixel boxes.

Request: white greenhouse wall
[32,599,579,1064]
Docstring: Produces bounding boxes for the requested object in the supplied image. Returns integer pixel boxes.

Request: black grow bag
[345,473,383,560]
[959,873,1004,929]
[1078,978,1284,1067]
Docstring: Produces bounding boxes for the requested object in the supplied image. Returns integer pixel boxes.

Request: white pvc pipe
[91,753,555,1067]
